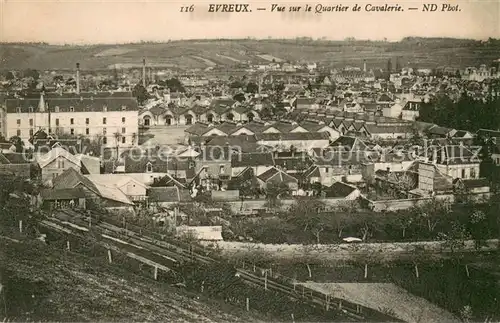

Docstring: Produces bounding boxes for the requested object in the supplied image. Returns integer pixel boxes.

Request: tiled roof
[147,186,181,203]
[6,92,138,113]
[231,152,275,167]
[36,147,81,169]
[40,187,86,200]
[324,182,357,198]
[52,168,99,195]
[256,132,329,141]
[185,123,211,136]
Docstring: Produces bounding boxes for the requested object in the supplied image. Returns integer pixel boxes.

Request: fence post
[338,299,342,310]
[66,240,70,251]
[264,271,268,290]
[19,220,22,233]
[154,266,158,280]
[246,298,249,311]
[291,314,295,323]
[107,249,112,263]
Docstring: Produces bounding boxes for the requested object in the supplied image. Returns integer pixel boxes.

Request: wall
[226,197,349,213]
[201,239,500,264]
[42,156,81,182]
[363,194,455,212]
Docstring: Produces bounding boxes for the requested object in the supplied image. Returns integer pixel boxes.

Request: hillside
[1,38,499,71]
[0,238,267,322]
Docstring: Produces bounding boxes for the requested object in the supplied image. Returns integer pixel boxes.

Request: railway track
[40,209,390,321]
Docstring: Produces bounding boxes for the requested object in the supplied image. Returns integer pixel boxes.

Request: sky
[0,0,499,44]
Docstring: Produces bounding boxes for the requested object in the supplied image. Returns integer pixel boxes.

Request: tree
[165,78,185,93]
[233,93,246,103]
[132,83,149,105]
[264,182,290,210]
[335,200,358,238]
[9,136,24,153]
[5,71,15,81]
[246,82,259,94]
[285,197,327,243]
[23,68,39,80]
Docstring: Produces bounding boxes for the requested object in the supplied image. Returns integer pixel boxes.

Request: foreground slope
[0,238,266,322]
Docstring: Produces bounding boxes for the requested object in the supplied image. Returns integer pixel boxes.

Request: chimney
[76,63,80,94]
[363,60,367,72]
[142,58,146,88]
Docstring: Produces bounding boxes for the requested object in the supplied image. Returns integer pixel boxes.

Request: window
[146,162,153,173]
[16,107,21,113]
[122,137,126,144]
[29,107,34,113]
[103,128,107,135]
[325,167,329,173]
[461,169,466,178]
[122,117,126,123]
[16,119,21,126]
[69,106,74,112]
[103,137,107,144]
[29,129,33,136]
[103,117,107,125]
[70,128,74,135]
[220,165,225,173]
[86,128,90,135]
[29,119,33,126]
[121,127,126,134]
[55,119,60,126]
[121,105,127,111]
[70,118,74,125]
[58,159,65,169]
[103,105,107,112]
[470,168,476,178]
[86,118,89,125]
[16,129,21,136]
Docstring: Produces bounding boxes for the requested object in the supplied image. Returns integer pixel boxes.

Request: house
[329,136,369,152]
[299,120,341,140]
[296,98,319,110]
[0,152,32,179]
[256,132,330,151]
[191,146,233,190]
[453,178,491,202]
[5,90,139,148]
[383,102,404,119]
[426,125,457,138]
[85,174,149,204]
[273,150,314,175]
[75,154,101,174]
[410,161,454,196]
[147,186,192,207]
[426,144,481,180]
[262,120,299,133]
[231,152,275,177]
[364,124,412,140]
[401,100,422,121]
[40,187,87,211]
[256,166,299,190]
[305,151,367,186]
[323,181,361,200]
[52,168,135,210]
[36,146,82,183]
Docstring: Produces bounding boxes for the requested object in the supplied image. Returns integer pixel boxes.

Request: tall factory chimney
[142,58,146,88]
[76,63,81,94]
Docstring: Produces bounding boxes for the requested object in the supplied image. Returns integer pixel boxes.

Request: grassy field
[0,238,268,322]
[1,38,499,70]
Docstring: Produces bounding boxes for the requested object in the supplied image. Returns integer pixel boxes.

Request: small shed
[40,188,87,210]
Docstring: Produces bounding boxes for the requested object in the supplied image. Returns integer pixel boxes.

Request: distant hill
[1,38,499,71]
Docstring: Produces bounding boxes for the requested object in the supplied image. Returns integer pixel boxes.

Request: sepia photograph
[0,0,499,322]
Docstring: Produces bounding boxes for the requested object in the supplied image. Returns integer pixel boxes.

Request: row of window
[17,117,126,126]
[16,106,128,113]
[15,129,127,144]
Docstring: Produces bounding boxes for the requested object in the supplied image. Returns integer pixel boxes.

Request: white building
[4,91,139,148]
